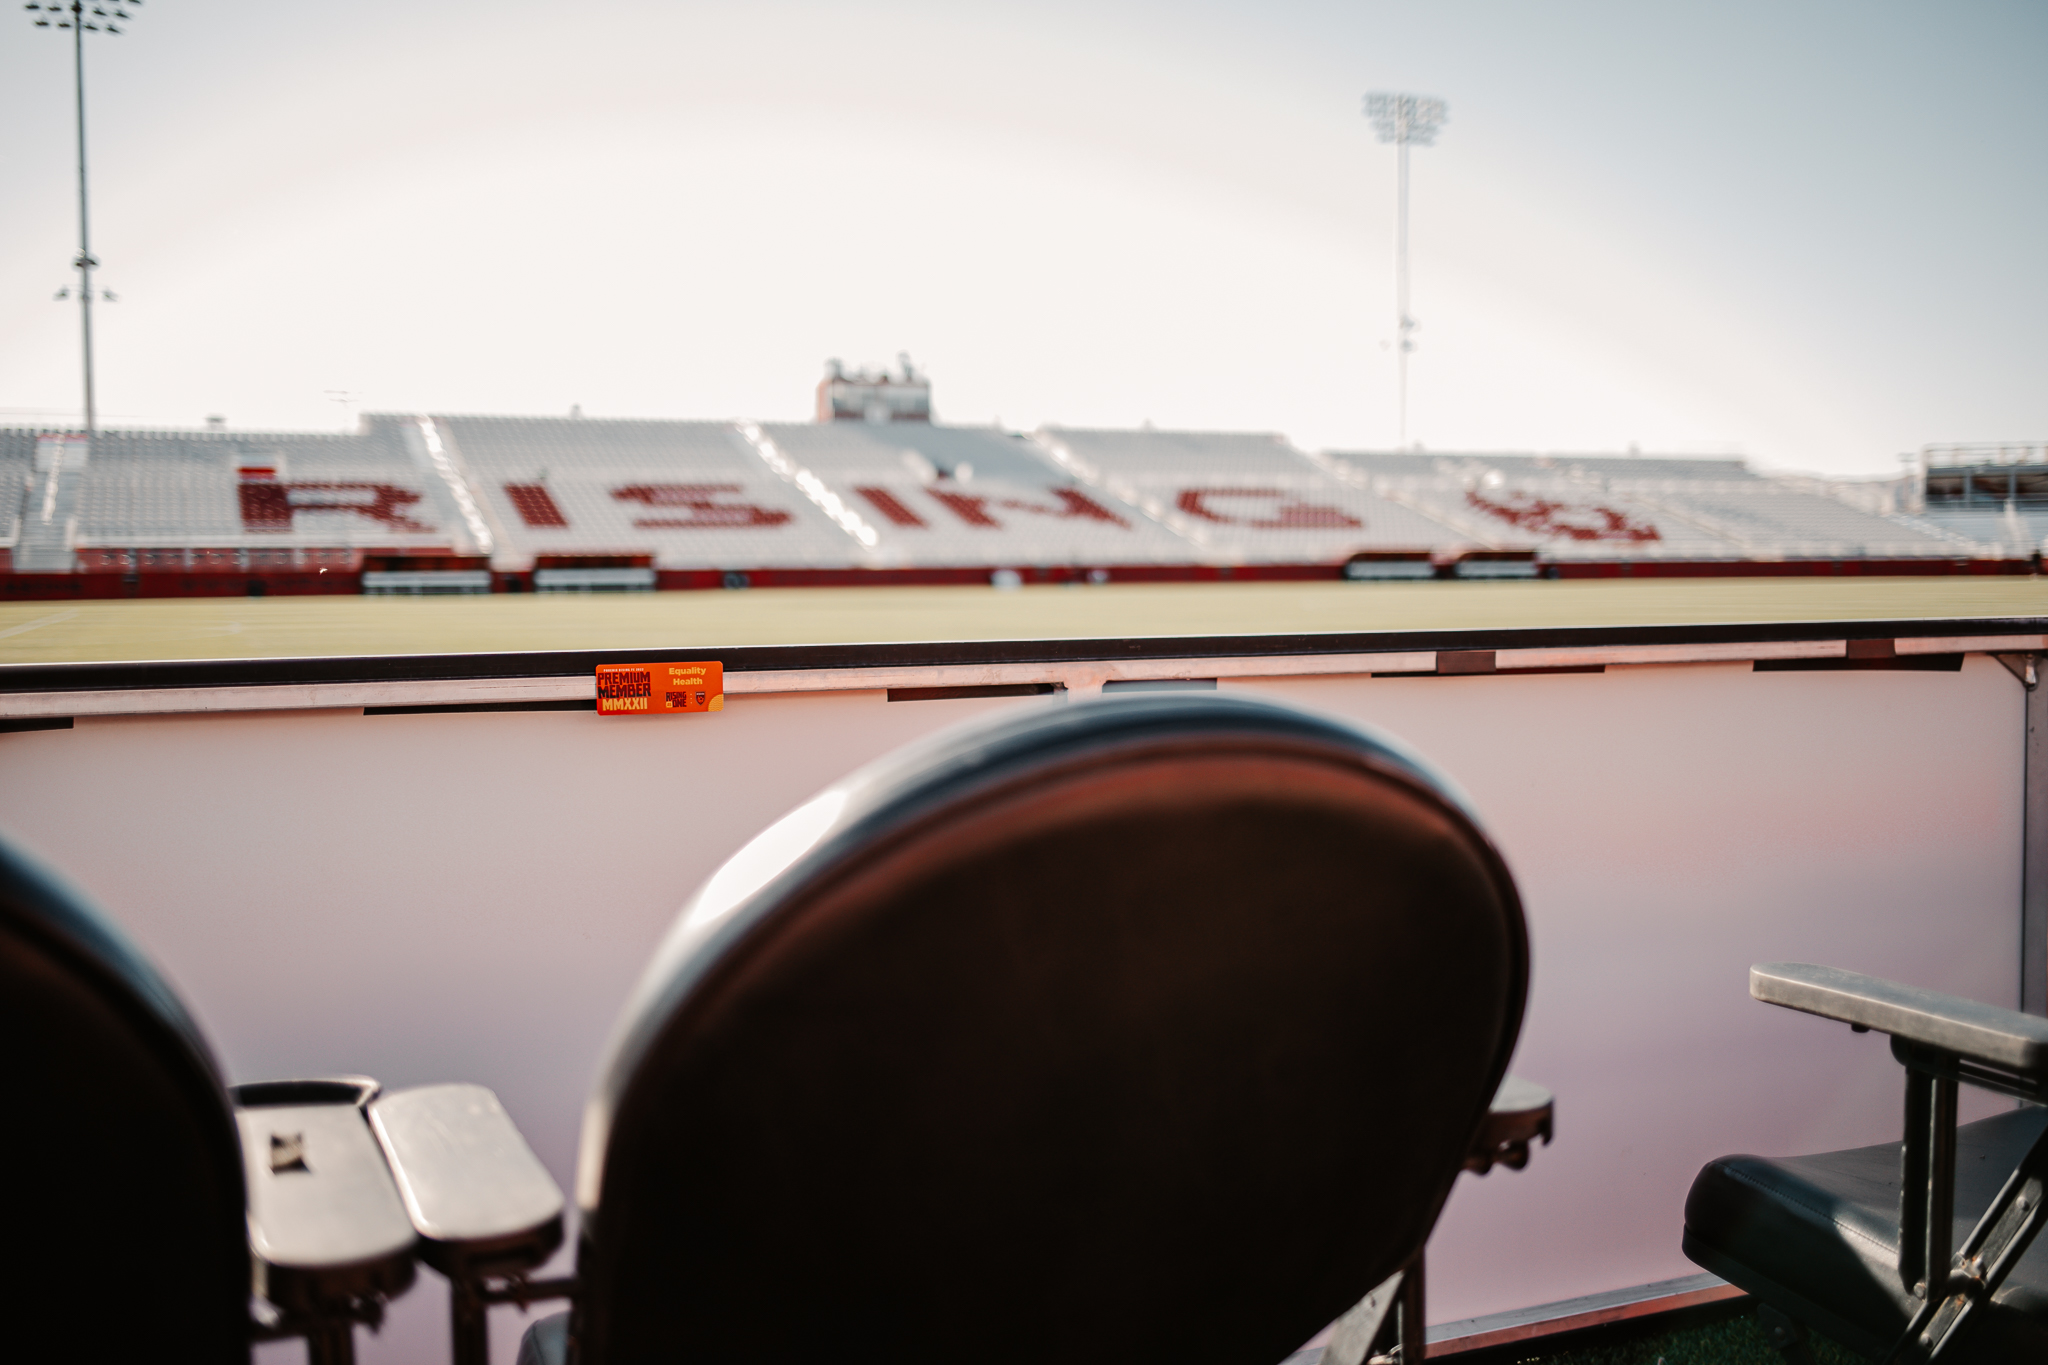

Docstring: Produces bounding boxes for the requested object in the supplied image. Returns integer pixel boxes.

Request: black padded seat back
[0,835,248,1362]
[576,694,1529,1365]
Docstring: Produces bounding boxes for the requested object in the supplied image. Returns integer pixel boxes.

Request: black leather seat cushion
[1684,1107,2048,1360]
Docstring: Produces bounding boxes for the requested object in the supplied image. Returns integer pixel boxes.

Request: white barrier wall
[0,655,2023,1361]
[1231,660,2019,1323]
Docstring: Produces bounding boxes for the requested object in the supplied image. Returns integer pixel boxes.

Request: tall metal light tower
[1364,92,1446,448]
[24,0,140,439]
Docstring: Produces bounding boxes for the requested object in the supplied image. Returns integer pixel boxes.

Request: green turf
[1490,1310,1866,1364]
[1,576,2045,665]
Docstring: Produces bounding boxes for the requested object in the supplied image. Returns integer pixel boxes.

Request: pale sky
[1,0,2042,474]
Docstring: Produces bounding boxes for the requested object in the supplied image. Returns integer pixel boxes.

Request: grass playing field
[1499,1308,1860,1364]
[1,576,2045,666]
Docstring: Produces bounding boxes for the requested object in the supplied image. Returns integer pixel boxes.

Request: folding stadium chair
[2,836,252,1363]
[0,834,562,1364]
[392,690,1550,1365]
[1684,963,2048,1362]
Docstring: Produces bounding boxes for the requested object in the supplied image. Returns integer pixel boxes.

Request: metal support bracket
[2026,656,2048,1018]
[248,1294,390,1365]
[449,1274,576,1365]
[1324,1269,1403,1365]
[1323,1252,1428,1365]
[1897,1068,1958,1301]
[1883,1114,2048,1361]
[1998,653,2048,1016]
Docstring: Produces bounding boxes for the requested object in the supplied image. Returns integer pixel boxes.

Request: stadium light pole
[1363,92,1446,449]
[24,0,139,440]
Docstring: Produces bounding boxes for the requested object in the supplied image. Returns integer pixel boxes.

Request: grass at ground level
[1469,1303,1864,1365]
[2,575,2045,666]
[1528,1318,1860,1364]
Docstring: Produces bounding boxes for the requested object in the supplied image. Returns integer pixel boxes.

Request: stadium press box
[596,662,723,715]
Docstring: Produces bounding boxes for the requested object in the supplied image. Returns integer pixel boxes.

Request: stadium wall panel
[0,570,365,600]
[1552,557,2033,579]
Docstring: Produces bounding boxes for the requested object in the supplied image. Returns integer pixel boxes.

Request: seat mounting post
[1397,1251,1427,1362]
[1898,1068,1957,1299]
[451,1279,488,1365]
[304,1318,357,1365]
[1351,1250,1427,1364]
[1927,1074,1958,1297]
[2022,653,2048,1017]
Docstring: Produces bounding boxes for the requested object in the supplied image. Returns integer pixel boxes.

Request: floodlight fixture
[1364,93,1447,149]
[1363,91,1447,448]
[23,0,143,438]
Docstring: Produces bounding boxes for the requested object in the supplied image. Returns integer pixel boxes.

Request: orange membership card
[595,661,724,716]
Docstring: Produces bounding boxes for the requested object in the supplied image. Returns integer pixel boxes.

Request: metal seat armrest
[370,1084,570,1365]
[1465,1074,1553,1174]
[1752,962,2048,1081]
[235,1082,419,1363]
[368,1083,565,1280]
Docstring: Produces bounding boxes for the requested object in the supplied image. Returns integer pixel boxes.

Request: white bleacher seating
[432,416,859,570]
[759,423,1192,569]
[1327,451,1983,561]
[1035,429,1462,564]
[3,422,2024,583]
[0,431,36,558]
[1629,484,1967,559]
[1327,452,1744,561]
[1910,507,2048,554]
[68,429,456,551]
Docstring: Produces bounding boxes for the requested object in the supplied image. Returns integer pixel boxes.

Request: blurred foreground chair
[0,835,560,1364]
[1684,963,2048,1363]
[2,836,251,1362]
[473,692,1550,1365]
